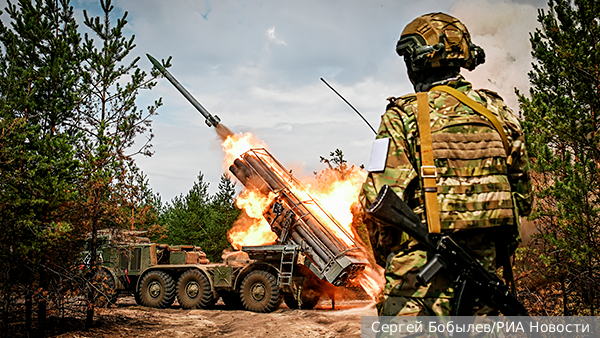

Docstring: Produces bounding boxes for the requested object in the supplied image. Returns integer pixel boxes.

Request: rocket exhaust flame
[220,131,383,299]
[227,189,278,249]
[215,123,234,141]
[148,54,383,297]
[228,148,368,286]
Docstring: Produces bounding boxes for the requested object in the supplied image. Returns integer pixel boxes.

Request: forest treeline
[0,0,598,336]
[514,0,599,316]
[0,0,240,336]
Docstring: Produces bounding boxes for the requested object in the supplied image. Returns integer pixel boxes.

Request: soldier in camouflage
[359,12,533,316]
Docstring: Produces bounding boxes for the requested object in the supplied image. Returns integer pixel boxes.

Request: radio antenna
[320,78,377,134]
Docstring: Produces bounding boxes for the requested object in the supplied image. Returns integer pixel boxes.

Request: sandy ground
[53,297,377,338]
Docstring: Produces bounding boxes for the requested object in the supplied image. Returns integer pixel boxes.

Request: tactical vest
[403,86,516,231]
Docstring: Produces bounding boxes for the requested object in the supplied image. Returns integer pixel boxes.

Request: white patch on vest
[367,138,390,172]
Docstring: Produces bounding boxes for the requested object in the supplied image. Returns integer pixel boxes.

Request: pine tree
[160,173,213,248]
[70,0,165,327]
[518,0,600,315]
[0,0,83,334]
[207,174,241,260]
[0,0,166,333]
[317,148,351,179]
[158,173,240,262]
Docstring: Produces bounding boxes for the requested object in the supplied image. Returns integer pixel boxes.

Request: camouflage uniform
[359,76,533,316]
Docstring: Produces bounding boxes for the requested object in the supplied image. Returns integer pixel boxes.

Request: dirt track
[54,297,377,338]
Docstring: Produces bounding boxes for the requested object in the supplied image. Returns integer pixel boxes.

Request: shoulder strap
[416,92,442,234]
[430,85,511,158]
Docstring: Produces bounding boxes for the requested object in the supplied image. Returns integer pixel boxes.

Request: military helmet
[396,12,485,72]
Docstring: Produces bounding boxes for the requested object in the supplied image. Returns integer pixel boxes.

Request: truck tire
[283,288,321,310]
[134,291,142,306]
[176,269,213,309]
[138,270,176,308]
[240,270,282,313]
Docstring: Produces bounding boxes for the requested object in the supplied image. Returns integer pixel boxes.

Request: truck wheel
[138,270,176,308]
[176,269,213,309]
[240,270,282,313]
[283,289,321,310]
[220,291,242,309]
[134,291,142,306]
[91,268,118,308]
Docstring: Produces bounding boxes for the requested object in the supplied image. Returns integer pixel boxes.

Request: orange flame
[220,130,383,300]
[222,131,276,250]
[304,169,367,243]
[227,189,278,250]
[356,262,385,302]
[221,131,268,169]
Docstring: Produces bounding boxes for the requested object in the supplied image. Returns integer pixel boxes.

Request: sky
[1,0,547,203]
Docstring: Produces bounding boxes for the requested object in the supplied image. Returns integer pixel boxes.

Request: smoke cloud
[451,0,544,112]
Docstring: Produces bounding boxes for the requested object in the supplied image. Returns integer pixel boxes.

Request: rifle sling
[416,92,441,234]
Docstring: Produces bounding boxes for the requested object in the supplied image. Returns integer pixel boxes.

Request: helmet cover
[396,12,485,72]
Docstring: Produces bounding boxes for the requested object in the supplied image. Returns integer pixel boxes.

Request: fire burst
[228,189,278,249]
[221,130,383,300]
[221,131,267,169]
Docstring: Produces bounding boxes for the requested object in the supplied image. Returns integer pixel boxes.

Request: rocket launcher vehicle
[229,148,369,286]
[147,53,368,287]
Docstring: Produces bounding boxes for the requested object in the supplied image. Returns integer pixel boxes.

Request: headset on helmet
[396,13,485,73]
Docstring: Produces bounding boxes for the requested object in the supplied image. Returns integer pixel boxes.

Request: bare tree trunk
[85,215,99,330]
[37,299,46,337]
[85,301,94,330]
[0,291,8,337]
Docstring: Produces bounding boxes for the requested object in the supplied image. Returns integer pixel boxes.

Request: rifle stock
[366,185,528,316]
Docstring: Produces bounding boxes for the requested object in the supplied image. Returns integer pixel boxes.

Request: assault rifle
[366,184,528,316]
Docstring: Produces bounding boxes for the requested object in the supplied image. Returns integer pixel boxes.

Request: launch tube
[244,154,284,192]
[294,223,334,262]
[244,153,348,255]
[230,159,270,195]
[228,148,370,286]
